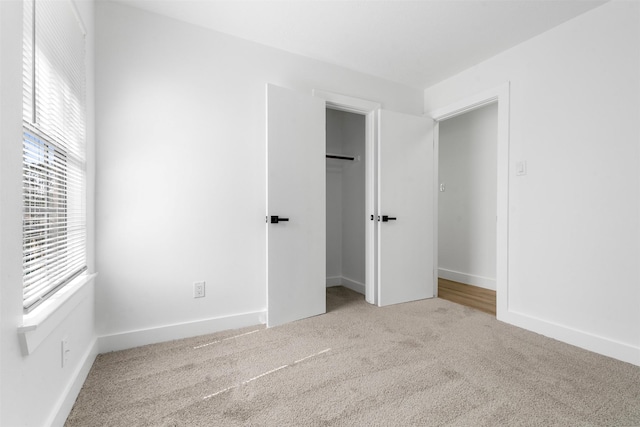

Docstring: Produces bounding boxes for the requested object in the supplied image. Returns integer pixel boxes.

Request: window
[22,0,87,313]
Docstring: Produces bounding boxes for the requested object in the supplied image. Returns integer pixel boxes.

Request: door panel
[266,84,326,327]
[378,109,434,306]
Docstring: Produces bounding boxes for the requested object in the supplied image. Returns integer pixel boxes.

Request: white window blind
[22,0,87,312]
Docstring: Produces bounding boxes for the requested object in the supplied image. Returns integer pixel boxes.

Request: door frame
[427,82,510,320]
[312,89,380,305]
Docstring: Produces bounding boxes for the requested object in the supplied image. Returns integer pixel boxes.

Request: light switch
[439,183,445,192]
[516,161,527,176]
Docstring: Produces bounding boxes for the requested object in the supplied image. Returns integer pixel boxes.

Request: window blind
[22,0,87,312]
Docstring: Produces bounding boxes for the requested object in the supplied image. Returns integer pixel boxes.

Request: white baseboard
[326,276,342,287]
[438,268,496,290]
[326,276,365,295]
[341,276,366,295]
[500,310,640,367]
[50,337,99,427]
[98,310,266,353]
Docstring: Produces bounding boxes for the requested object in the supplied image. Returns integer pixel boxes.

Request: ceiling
[111,0,607,89]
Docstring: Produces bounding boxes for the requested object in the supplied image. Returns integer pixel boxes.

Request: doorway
[437,102,498,315]
[266,84,435,327]
[325,108,367,304]
[318,95,435,309]
[429,83,510,320]
[312,89,381,307]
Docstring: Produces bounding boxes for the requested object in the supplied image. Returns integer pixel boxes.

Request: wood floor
[438,278,496,316]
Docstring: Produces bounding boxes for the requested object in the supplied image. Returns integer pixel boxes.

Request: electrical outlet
[61,337,70,368]
[194,281,206,298]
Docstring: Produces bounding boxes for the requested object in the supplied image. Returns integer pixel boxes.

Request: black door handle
[270,215,289,224]
[382,215,396,222]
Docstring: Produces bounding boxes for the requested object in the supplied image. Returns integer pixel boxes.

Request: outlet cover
[194,281,206,298]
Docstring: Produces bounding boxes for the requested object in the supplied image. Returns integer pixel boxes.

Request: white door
[377,109,434,306]
[266,84,326,327]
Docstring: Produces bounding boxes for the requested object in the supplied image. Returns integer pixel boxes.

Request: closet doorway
[325,108,367,303]
[266,84,434,327]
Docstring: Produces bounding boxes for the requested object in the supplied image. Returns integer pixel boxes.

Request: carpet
[65,286,640,426]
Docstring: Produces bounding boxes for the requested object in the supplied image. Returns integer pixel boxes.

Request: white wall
[425,1,640,365]
[325,109,366,292]
[438,103,498,290]
[95,2,422,346]
[0,1,98,426]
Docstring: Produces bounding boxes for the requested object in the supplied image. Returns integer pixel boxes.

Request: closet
[325,108,366,296]
[266,83,433,326]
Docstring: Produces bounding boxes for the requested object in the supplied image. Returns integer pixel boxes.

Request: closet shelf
[326,153,355,161]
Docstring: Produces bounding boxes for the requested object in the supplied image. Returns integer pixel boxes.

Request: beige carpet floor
[66,287,640,426]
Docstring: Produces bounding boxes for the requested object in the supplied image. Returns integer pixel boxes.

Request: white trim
[18,273,97,355]
[502,310,640,367]
[429,85,505,122]
[432,121,439,298]
[428,82,510,321]
[49,338,98,427]
[98,310,265,353]
[314,89,379,306]
[438,268,496,291]
[313,89,381,114]
[325,276,366,295]
[325,276,342,287]
[364,108,377,305]
[341,276,366,295]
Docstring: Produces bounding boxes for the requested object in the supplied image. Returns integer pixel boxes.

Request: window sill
[18,272,97,356]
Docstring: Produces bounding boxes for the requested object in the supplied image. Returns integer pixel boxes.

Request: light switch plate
[516,161,527,176]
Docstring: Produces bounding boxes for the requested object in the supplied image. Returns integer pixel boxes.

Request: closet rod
[326,153,355,161]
